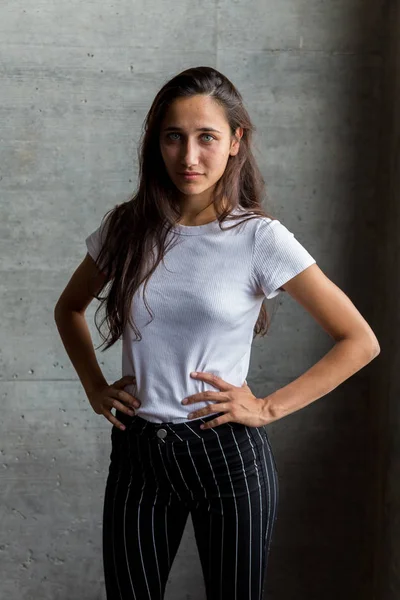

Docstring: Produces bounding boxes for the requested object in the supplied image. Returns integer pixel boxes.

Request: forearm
[261,337,380,422]
[54,307,108,398]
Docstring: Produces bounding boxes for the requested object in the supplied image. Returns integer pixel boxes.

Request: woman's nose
[181,140,199,164]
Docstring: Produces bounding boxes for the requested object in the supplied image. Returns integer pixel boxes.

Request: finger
[107,397,136,416]
[200,413,232,430]
[113,375,137,389]
[182,392,226,405]
[188,403,228,420]
[190,372,231,391]
[102,409,127,430]
[109,388,140,408]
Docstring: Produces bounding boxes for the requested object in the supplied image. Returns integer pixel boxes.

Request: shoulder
[228,208,278,234]
[226,209,292,247]
[85,203,124,246]
[252,215,295,247]
[251,214,315,264]
[85,206,119,261]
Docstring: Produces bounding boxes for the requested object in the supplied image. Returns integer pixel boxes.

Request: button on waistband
[156,428,168,439]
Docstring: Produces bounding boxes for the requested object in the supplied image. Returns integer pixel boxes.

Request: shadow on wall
[262,2,387,599]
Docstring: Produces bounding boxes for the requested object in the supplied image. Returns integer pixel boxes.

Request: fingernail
[190,372,197,376]
[181,398,188,405]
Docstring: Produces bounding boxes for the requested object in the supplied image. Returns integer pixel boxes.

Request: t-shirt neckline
[164,206,247,236]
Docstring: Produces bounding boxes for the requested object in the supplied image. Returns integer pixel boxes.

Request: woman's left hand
[181,371,275,429]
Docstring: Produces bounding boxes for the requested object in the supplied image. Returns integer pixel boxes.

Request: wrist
[85,378,108,398]
[260,394,282,424]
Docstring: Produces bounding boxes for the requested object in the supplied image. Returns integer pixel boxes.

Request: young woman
[54,66,380,600]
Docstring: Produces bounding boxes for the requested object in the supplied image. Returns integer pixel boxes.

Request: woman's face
[159,95,242,205]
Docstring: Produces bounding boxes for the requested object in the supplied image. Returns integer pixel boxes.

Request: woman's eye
[166,133,215,142]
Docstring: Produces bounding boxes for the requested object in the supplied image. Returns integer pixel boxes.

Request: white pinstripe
[110,434,125,600]
[183,434,209,508]
[164,506,170,570]
[263,431,278,524]
[122,431,137,599]
[244,427,264,598]
[254,426,275,591]
[208,425,239,600]
[183,421,202,439]
[183,421,209,510]
[165,422,184,441]
[227,427,254,599]
[157,440,184,502]
[135,435,153,600]
[192,427,224,587]
[146,437,163,599]
[170,441,196,505]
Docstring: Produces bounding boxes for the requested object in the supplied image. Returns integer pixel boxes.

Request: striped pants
[102,410,279,600]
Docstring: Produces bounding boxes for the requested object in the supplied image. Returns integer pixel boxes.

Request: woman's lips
[179,173,202,180]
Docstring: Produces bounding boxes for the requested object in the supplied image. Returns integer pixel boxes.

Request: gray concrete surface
[0,1,394,599]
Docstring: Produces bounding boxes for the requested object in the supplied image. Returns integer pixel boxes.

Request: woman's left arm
[262,263,381,422]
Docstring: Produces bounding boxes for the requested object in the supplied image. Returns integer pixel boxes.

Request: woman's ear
[230,127,243,156]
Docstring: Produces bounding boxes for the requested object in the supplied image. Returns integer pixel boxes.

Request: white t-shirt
[85,207,316,423]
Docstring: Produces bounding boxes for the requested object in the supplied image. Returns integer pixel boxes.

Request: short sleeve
[251,218,316,299]
[85,218,109,273]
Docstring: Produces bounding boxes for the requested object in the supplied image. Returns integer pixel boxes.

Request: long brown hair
[89,66,278,351]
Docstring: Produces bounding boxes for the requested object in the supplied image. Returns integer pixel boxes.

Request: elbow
[54,300,66,319]
[337,332,381,363]
[360,335,381,363]
[370,342,381,360]
[365,330,381,360]
[54,304,60,321]
[54,302,70,322]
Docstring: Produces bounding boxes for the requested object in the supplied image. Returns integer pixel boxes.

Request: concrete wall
[0,2,390,599]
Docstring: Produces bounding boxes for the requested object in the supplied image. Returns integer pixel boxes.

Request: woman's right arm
[53,253,138,429]
[54,253,109,396]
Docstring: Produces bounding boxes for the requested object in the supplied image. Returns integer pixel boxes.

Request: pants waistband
[123,411,249,443]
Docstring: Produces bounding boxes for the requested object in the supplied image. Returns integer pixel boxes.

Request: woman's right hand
[88,375,141,430]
